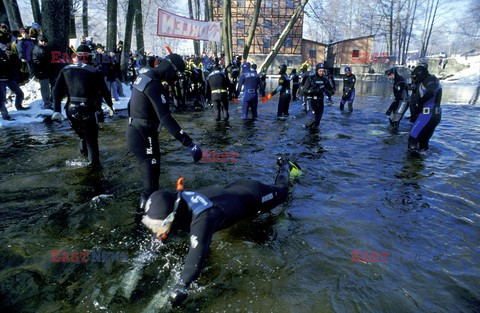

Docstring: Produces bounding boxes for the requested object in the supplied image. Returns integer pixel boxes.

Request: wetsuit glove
[233,98,238,103]
[169,284,188,307]
[266,93,273,100]
[260,96,267,104]
[188,143,202,162]
[105,105,114,117]
[51,112,65,122]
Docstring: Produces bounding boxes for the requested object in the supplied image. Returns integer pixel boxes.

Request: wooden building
[301,39,327,66]
[212,0,303,55]
[328,35,376,66]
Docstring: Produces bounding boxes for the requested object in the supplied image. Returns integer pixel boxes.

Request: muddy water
[0,80,479,312]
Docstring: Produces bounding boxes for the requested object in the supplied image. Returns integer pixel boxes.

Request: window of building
[286,0,294,9]
[236,20,245,30]
[217,0,223,6]
[264,20,272,29]
[287,59,293,67]
[237,0,245,7]
[284,38,292,48]
[265,0,272,8]
[352,49,360,58]
[309,48,316,58]
[264,38,271,49]
[238,39,245,47]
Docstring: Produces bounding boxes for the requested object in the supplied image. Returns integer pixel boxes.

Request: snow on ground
[443,55,480,85]
[1,80,130,128]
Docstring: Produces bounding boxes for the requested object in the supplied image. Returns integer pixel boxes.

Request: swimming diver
[141,157,302,307]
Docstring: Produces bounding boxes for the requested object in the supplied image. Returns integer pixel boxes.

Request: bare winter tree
[42,0,69,77]
[3,0,23,30]
[134,0,145,54]
[30,0,41,25]
[420,0,440,58]
[106,0,118,52]
[221,0,232,68]
[82,0,88,37]
[0,1,8,26]
[122,0,135,79]
[260,0,309,72]
[242,0,261,61]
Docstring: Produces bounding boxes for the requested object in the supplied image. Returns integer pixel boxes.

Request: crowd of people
[1,26,442,307]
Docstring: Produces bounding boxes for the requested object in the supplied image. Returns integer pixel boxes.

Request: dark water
[1,80,479,313]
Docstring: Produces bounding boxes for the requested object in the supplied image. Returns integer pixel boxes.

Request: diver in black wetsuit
[303,63,333,129]
[140,157,302,307]
[290,69,300,101]
[408,65,442,153]
[266,64,291,118]
[325,69,336,103]
[206,63,230,121]
[385,67,409,130]
[340,66,356,112]
[52,44,114,167]
[126,53,203,210]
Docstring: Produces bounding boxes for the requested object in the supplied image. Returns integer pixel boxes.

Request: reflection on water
[0,81,479,312]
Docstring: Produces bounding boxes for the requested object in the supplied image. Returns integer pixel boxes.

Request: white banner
[157,9,221,42]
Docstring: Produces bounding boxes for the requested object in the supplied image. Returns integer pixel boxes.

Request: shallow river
[0,80,479,313]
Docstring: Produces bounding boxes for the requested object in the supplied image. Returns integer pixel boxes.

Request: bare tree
[134,0,144,54]
[242,0,261,61]
[221,0,232,68]
[106,0,118,51]
[260,0,309,72]
[30,0,41,24]
[3,0,23,30]
[82,0,88,37]
[69,0,77,39]
[122,0,135,80]
[420,0,440,57]
[193,0,201,55]
[0,1,8,26]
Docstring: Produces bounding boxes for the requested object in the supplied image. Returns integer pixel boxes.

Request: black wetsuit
[126,72,194,204]
[290,72,300,101]
[270,73,292,117]
[206,69,230,121]
[303,73,333,128]
[386,73,409,129]
[146,163,290,295]
[340,74,356,112]
[408,74,442,151]
[326,70,336,101]
[53,62,114,166]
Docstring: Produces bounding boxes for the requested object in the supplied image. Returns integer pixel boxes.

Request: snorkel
[159,177,184,242]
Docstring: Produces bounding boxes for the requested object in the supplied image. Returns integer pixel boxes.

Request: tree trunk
[259,0,309,72]
[82,0,88,37]
[242,0,261,61]
[423,0,440,58]
[106,0,117,52]
[122,0,135,80]
[193,0,201,55]
[0,1,8,27]
[42,0,69,78]
[69,0,76,39]
[227,0,233,59]
[221,0,231,70]
[208,0,216,55]
[404,0,417,63]
[134,0,144,54]
[3,0,23,30]
[388,0,393,56]
[30,0,41,25]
